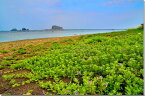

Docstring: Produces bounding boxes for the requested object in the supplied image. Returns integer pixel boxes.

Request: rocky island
[51,25,63,30]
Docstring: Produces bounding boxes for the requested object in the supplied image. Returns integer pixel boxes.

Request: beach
[0,35,82,50]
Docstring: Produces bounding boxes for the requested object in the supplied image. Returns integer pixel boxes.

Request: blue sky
[0,0,144,30]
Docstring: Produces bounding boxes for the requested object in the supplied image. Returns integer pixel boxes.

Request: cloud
[102,0,124,7]
[33,0,62,8]
[102,0,141,7]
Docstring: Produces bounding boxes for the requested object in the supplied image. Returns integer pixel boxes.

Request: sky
[0,0,144,30]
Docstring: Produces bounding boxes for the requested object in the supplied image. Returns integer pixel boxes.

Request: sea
[0,29,125,43]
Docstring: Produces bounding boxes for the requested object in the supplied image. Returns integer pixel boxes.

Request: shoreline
[0,34,83,50]
[0,29,126,50]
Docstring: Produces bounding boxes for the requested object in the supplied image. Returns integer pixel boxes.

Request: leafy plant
[0,50,8,53]
[1,28,143,95]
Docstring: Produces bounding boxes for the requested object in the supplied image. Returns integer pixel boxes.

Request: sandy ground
[0,35,82,50]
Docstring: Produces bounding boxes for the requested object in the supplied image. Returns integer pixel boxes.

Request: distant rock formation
[52,25,63,30]
[22,28,29,31]
[11,28,18,31]
[10,28,29,31]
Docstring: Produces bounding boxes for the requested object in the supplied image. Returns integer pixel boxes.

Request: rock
[22,28,27,31]
[10,28,18,31]
[51,25,63,30]
[22,28,29,31]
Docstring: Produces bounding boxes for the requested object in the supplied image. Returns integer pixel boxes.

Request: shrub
[17,50,27,54]
[137,24,144,29]
[1,60,11,66]
[0,50,8,53]
[77,35,85,40]
[4,56,15,60]
[17,48,27,54]
[52,41,58,44]
[11,48,16,51]
[60,38,74,43]
[44,41,51,44]
[27,44,33,48]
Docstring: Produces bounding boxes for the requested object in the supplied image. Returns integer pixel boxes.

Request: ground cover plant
[0,28,143,95]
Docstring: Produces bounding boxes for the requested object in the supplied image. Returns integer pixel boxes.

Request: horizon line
[0,28,127,32]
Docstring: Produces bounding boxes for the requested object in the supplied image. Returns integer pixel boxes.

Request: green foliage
[12,83,20,87]
[52,41,58,44]
[77,35,85,40]
[137,24,144,29]
[27,44,33,48]
[11,48,16,51]
[9,79,16,84]
[11,63,25,69]
[3,74,15,80]
[44,41,51,44]
[12,53,17,56]
[86,34,96,38]
[2,28,143,95]
[4,93,11,95]
[17,47,27,54]
[3,72,34,80]
[27,90,33,93]
[4,56,19,60]
[38,76,108,95]
[0,65,6,69]
[34,45,47,51]
[24,53,34,57]
[0,50,8,53]
[60,38,74,43]
[1,60,11,66]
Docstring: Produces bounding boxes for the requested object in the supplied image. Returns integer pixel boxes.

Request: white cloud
[102,0,142,7]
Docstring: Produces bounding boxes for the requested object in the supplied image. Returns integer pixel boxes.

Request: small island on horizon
[10,25,63,32]
[6,24,137,32]
[51,25,63,30]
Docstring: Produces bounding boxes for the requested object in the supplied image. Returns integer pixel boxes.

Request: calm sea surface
[0,29,124,43]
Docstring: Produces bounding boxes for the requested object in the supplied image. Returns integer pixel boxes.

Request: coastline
[0,34,83,50]
[0,29,127,50]
[0,29,126,50]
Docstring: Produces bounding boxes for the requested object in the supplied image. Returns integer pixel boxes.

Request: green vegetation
[77,35,85,40]
[27,90,33,93]
[60,38,74,43]
[27,44,34,48]
[1,60,11,66]
[44,41,51,44]
[17,47,27,54]
[0,50,8,53]
[4,93,11,95]
[0,28,143,95]
[137,24,144,29]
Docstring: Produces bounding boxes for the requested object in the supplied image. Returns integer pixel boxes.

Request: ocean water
[0,29,124,43]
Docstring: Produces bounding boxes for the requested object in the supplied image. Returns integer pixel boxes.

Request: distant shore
[0,29,126,32]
